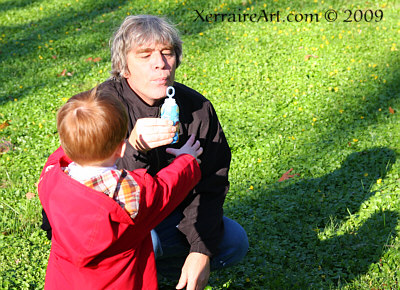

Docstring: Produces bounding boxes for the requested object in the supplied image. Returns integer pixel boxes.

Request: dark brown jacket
[100,78,231,256]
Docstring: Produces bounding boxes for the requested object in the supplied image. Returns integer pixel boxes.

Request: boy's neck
[75,141,125,169]
[77,155,118,168]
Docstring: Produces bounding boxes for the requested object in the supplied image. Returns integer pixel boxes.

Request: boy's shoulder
[82,169,141,219]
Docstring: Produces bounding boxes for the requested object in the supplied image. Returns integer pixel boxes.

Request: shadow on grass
[1,0,372,104]
[0,0,130,105]
[223,147,397,288]
[0,0,44,12]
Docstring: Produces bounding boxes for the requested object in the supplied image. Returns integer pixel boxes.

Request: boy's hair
[57,88,128,165]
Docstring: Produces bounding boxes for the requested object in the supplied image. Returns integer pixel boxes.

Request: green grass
[1,0,400,289]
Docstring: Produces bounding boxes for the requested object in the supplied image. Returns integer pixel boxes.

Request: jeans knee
[238,227,249,258]
[229,221,249,262]
[211,217,248,270]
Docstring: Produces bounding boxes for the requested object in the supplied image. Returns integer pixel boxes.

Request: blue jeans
[151,211,249,280]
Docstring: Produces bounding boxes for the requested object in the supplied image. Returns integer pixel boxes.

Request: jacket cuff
[189,242,215,257]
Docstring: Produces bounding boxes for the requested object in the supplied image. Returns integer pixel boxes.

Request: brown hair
[57,88,128,165]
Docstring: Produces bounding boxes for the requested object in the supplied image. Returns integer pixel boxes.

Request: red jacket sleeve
[39,146,71,179]
[129,154,201,231]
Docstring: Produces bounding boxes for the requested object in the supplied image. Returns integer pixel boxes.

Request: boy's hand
[166,135,203,164]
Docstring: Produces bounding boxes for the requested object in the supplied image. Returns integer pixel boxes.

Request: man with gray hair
[42,14,248,290]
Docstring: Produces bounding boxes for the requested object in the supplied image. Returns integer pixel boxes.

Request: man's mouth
[152,77,170,85]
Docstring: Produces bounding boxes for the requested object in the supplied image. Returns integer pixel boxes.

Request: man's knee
[211,217,248,270]
[225,217,249,259]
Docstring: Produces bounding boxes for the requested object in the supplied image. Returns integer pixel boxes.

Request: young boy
[38,89,202,289]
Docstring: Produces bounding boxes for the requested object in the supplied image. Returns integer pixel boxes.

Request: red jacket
[38,147,201,289]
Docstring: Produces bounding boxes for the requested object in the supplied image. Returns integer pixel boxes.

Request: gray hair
[110,15,183,80]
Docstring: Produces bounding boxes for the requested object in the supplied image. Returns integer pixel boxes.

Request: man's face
[124,42,177,106]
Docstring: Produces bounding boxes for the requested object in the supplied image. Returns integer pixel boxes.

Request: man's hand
[176,252,210,290]
[129,118,176,153]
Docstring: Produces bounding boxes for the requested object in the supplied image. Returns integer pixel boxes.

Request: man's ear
[123,71,130,78]
[122,67,130,79]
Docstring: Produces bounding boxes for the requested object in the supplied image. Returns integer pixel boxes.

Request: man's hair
[57,88,128,165]
[110,15,183,79]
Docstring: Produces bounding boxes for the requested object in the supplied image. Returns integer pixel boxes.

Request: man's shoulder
[97,78,123,95]
[175,82,208,101]
[174,82,212,109]
[70,78,122,100]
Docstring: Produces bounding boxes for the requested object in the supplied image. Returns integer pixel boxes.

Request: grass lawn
[1,0,400,289]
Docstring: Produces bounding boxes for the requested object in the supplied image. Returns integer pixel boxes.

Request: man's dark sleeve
[41,209,52,240]
[178,101,231,257]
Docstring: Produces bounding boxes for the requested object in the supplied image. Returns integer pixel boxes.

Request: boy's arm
[39,146,71,179]
[130,154,201,231]
[40,146,71,240]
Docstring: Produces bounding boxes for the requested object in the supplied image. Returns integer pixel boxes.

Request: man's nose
[152,51,166,69]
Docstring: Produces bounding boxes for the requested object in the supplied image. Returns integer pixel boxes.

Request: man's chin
[154,86,170,98]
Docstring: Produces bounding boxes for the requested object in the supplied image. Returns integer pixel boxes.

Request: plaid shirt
[64,168,140,219]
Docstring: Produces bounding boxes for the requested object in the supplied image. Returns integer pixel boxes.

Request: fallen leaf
[58,68,66,77]
[278,168,300,182]
[85,57,102,62]
[57,69,74,77]
[305,54,318,61]
[0,120,10,130]
[389,106,395,114]
[0,139,12,154]
[26,192,35,199]
[0,181,9,188]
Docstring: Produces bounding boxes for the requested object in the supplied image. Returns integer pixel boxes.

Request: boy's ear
[115,141,126,158]
[119,142,127,158]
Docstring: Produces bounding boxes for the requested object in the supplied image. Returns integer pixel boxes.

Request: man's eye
[162,50,173,56]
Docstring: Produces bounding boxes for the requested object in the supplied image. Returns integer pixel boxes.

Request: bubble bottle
[160,86,179,144]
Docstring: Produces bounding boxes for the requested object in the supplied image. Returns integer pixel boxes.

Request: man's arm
[176,100,231,290]
[176,252,210,290]
[178,101,231,256]
[116,118,177,174]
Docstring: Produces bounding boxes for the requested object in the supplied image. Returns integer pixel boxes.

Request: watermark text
[193,9,384,23]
